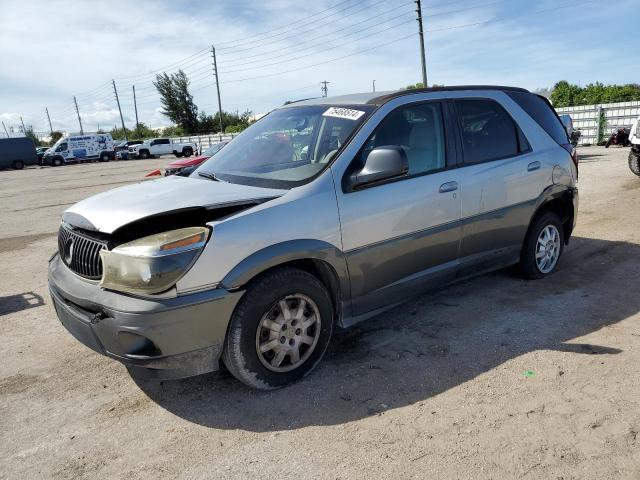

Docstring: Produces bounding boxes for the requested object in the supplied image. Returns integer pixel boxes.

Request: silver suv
[49,86,578,389]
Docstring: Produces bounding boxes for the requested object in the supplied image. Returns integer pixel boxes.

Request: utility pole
[20,116,27,135]
[211,45,224,141]
[133,85,140,138]
[73,96,84,135]
[321,80,330,97]
[415,0,428,87]
[112,80,127,141]
[2,121,9,138]
[372,80,376,93]
[45,107,53,134]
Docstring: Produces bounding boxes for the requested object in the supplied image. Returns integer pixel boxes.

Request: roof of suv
[284,85,530,108]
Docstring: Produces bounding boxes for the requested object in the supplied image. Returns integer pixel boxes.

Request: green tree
[50,131,63,145]
[161,125,186,137]
[110,122,157,140]
[197,110,253,134]
[154,70,199,132]
[551,81,640,107]
[24,127,42,147]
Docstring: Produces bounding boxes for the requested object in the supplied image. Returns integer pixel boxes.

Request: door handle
[439,181,458,193]
[527,161,541,172]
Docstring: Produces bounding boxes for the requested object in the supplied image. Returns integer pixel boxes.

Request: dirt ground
[1,148,639,479]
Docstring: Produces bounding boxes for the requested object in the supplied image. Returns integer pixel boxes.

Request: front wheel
[223,268,334,390]
[519,212,564,279]
[100,153,110,162]
[139,150,150,159]
[629,151,640,176]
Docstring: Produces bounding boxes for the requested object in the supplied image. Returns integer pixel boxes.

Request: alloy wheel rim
[255,294,321,373]
[535,224,560,274]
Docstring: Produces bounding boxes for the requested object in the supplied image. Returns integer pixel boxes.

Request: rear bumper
[570,186,579,236]
[48,253,243,380]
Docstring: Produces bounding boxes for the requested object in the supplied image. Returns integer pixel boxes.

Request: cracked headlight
[100,227,210,295]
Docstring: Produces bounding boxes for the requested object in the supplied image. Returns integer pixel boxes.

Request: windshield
[203,142,226,157]
[195,104,374,188]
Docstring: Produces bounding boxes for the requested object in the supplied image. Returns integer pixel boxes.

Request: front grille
[58,225,108,279]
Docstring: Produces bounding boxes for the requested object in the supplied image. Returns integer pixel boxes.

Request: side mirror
[350,146,408,189]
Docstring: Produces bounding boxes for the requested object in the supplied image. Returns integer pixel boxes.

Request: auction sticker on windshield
[322,107,366,121]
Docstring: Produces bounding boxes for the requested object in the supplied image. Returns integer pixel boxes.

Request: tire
[100,152,110,162]
[174,152,183,158]
[223,267,334,390]
[629,151,640,177]
[519,212,564,280]
[52,157,63,167]
[139,150,150,159]
[183,147,193,158]
[605,139,611,148]
[11,160,24,170]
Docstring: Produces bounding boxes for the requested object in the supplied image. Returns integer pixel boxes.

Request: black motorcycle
[570,129,581,147]
[605,128,631,148]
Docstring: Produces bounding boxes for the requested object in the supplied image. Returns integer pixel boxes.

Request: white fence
[169,133,237,151]
[555,101,640,145]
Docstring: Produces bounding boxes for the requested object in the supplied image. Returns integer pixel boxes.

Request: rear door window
[454,99,525,164]
[506,91,569,145]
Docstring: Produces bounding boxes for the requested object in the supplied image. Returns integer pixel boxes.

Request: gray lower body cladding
[48,253,243,379]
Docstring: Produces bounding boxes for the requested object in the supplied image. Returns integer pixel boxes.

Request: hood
[167,154,208,168]
[63,175,286,234]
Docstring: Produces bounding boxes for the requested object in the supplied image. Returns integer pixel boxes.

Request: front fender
[220,239,350,302]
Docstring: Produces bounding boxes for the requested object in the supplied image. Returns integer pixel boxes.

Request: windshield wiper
[198,171,223,182]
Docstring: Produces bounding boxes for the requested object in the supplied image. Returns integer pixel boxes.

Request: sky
[0,0,637,136]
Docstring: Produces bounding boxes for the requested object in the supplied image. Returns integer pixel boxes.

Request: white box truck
[42,134,115,166]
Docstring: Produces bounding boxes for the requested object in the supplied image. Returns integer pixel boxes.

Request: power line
[219,7,415,69]
[219,17,416,75]
[215,0,361,47]
[217,0,406,54]
[220,32,417,85]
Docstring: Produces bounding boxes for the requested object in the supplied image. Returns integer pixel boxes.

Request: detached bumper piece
[48,253,243,380]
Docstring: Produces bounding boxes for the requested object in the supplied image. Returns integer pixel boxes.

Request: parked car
[0,137,38,169]
[605,127,631,148]
[115,140,143,160]
[42,134,115,166]
[36,146,49,164]
[629,116,640,176]
[156,141,228,177]
[128,137,197,159]
[48,86,578,389]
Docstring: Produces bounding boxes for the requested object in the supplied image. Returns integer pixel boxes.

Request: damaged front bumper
[48,252,243,380]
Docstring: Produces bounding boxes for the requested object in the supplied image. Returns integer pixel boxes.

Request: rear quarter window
[507,92,569,145]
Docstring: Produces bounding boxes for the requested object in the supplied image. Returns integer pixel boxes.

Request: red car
[146,141,228,177]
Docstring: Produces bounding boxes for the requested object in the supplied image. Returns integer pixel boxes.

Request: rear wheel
[11,160,24,170]
[183,147,193,158]
[223,268,333,390]
[519,212,564,279]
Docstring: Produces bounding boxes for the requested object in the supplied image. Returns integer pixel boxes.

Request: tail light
[561,143,578,180]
